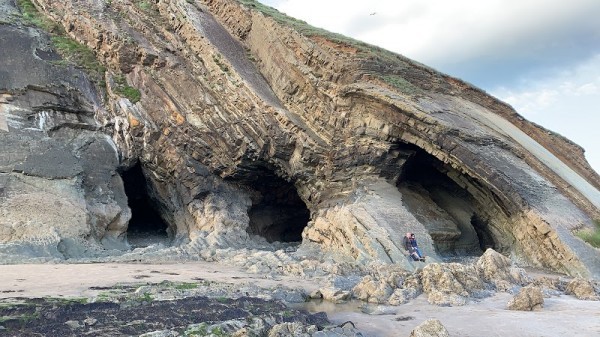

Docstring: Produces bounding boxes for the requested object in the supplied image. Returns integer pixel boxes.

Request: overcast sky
[259,0,600,174]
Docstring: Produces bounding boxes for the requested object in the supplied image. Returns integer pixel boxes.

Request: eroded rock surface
[1,0,600,280]
[507,286,544,311]
[565,278,599,301]
[409,319,450,337]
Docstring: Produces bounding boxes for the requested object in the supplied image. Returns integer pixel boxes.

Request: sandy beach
[1,262,599,337]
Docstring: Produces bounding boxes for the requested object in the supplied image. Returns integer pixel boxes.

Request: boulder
[388,288,420,305]
[268,322,316,337]
[565,278,599,300]
[507,286,544,311]
[319,287,352,303]
[476,249,529,291]
[421,263,484,306]
[409,319,450,337]
[352,275,393,304]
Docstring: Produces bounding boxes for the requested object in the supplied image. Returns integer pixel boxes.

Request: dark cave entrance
[228,162,310,243]
[122,162,169,248]
[470,214,497,251]
[397,145,497,256]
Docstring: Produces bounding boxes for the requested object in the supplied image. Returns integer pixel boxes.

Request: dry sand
[1,262,599,337]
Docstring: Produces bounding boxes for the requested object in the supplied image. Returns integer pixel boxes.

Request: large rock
[507,286,544,311]
[352,275,394,304]
[409,319,450,337]
[421,263,485,306]
[476,249,529,291]
[268,322,317,337]
[565,278,599,300]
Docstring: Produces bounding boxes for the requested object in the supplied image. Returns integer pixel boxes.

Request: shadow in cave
[227,161,310,244]
[396,144,497,258]
[121,162,170,248]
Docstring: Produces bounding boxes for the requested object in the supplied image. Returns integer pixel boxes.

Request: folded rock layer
[1,0,599,277]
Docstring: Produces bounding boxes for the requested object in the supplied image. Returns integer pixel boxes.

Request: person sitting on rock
[403,232,425,262]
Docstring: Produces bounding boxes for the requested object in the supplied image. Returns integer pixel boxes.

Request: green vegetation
[174,282,199,290]
[381,74,418,94]
[235,0,395,58]
[44,297,88,305]
[113,75,141,103]
[135,0,152,11]
[95,292,114,302]
[51,36,106,78]
[139,292,154,302]
[213,54,230,74]
[235,0,421,93]
[0,312,40,325]
[215,296,228,303]
[210,326,226,336]
[576,220,600,248]
[16,0,60,31]
[114,85,141,103]
[184,323,209,336]
[16,0,106,86]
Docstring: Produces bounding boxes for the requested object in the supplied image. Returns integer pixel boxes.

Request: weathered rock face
[565,278,599,301]
[409,319,450,337]
[1,0,600,277]
[507,286,544,311]
[0,4,129,260]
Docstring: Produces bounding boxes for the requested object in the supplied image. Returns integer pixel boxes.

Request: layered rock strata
[1,0,600,277]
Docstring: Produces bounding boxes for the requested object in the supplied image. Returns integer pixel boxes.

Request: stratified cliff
[1,0,599,277]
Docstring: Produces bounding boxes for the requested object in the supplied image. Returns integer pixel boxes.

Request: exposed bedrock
[0,20,128,259]
[2,0,600,277]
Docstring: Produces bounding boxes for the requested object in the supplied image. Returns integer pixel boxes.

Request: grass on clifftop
[237,0,384,55]
[16,0,106,85]
[576,220,600,248]
[236,0,421,93]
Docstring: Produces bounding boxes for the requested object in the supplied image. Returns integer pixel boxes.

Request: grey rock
[139,331,180,337]
[83,317,98,326]
[409,319,450,337]
[507,286,544,311]
[271,287,307,303]
[64,320,82,329]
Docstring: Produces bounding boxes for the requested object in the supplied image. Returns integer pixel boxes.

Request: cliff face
[1,0,599,277]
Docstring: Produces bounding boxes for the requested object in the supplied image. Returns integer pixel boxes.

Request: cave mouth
[121,162,169,248]
[228,161,310,243]
[397,145,498,257]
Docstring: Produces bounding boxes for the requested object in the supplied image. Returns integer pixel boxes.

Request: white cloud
[492,54,600,173]
[264,0,600,67]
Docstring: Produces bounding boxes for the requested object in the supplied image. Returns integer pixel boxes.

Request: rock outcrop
[409,319,450,337]
[565,278,599,301]
[507,286,544,311]
[1,0,600,278]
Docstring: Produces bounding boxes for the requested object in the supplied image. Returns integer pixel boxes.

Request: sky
[259,0,600,175]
